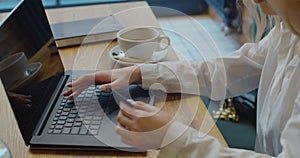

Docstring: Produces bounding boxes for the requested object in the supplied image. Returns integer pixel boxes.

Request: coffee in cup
[117,27,170,60]
[0,52,29,87]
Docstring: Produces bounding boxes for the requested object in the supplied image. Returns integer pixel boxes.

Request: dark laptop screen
[0,0,64,144]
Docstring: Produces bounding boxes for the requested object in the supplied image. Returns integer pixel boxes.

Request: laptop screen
[0,0,65,144]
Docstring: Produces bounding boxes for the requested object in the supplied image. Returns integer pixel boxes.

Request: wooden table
[0,1,227,158]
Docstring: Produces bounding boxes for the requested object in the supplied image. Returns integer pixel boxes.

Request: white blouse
[140,23,300,157]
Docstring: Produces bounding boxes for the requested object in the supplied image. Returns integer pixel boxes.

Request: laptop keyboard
[48,85,108,135]
[47,83,152,136]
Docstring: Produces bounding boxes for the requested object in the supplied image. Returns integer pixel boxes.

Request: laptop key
[86,112,94,116]
[83,120,91,125]
[62,98,67,103]
[65,123,73,127]
[70,109,78,114]
[84,116,92,120]
[62,128,71,134]
[71,106,79,111]
[88,129,98,135]
[88,86,96,90]
[79,126,88,135]
[74,122,82,127]
[86,90,94,94]
[63,108,71,112]
[83,98,91,101]
[90,125,100,130]
[95,90,101,96]
[66,118,75,123]
[55,125,64,129]
[75,98,83,102]
[53,129,62,134]
[57,120,65,125]
[67,100,75,104]
[75,118,83,122]
[77,94,85,99]
[85,94,93,98]
[59,116,67,120]
[69,114,77,118]
[78,108,87,113]
[91,120,101,125]
[65,104,73,108]
[88,107,96,112]
[63,96,69,100]
[93,116,103,121]
[71,127,80,135]
[94,112,104,117]
[61,112,69,116]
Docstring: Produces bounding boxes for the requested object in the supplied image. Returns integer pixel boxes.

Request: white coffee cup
[0,52,29,87]
[117,27,170,60]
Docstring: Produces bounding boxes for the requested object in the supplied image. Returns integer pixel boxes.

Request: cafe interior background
[0,0,260,151]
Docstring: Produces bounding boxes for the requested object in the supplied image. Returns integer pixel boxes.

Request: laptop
[0,0,152,152]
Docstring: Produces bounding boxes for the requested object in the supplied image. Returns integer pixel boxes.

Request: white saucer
[8,62,42,90]
[109,45,169,66]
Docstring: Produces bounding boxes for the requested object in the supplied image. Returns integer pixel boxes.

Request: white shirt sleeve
[277,92,300,158]
[158,93,300,158]
[140,28,276,100]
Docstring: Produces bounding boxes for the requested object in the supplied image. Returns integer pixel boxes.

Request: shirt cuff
[139,64,158,89]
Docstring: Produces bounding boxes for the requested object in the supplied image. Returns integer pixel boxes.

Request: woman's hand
[116,100,173,151]
[63,73,95,99]
[63,66,141,99]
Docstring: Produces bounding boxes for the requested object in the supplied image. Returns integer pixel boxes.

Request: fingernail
[99,85,111,92]
[126,99,134,102]
[98,85,105,91]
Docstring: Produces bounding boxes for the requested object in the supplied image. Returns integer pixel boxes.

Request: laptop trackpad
[96,113,132,149]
